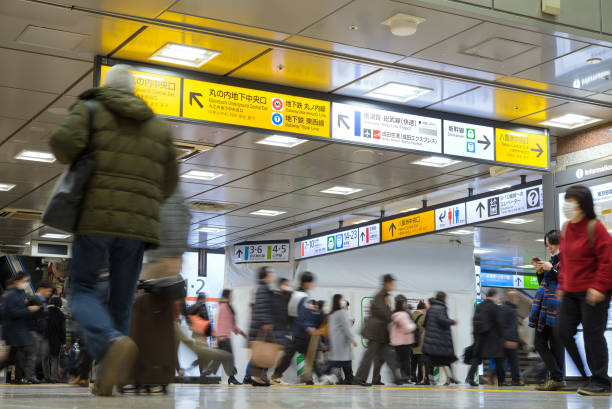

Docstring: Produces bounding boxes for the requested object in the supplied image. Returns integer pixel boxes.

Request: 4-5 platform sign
[233,240,290,263]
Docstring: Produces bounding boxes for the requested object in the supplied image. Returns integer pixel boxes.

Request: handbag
[140,276,186,300]
[42,100,98,232]
[189,314,210,335]
[250,329,283,369]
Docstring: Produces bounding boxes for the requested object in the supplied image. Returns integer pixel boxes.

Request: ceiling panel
[398,56,498,81]
[495,76,597,99]
[335,68,478,108]
[447,163,493,177]
[426,86,565,122]
[219,132,328,154]
[253,193,355,212]
[265,152,369,179]
[413,22,588,77]
[286,35,405,63]
[169,121,243,146]
[0,116,26,142]
[9,121,61,145]
[0,163,61,185]
[297,179,385,198]
[513,45,612,94]
[0,141,64,169]
[112,26,272,75]
[185,145,297,171]
[230,49,378,92]
[307,143,405,165]
[191,186,281,204]
[50,0,176,17]
[169,0,351,34]
[35,95,78,125]
[299,0,481,57]
[225,172,324,192]
[66,71,94,97]
[332,164,444,188]
[178,163,252,186]
[3,181,57,211]
[0,48,92,94]
[178,181,216,198]
[194,214,275,229]
[0,87,57,120]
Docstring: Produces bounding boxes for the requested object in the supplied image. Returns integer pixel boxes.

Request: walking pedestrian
[212,289,247,385]
[248,267,277,386]
[327,294,357,384]
[47,296,66,383]
[25,280,53,383]
[411,301,427,384]
[389,295,416,381]
[500,291,523,386]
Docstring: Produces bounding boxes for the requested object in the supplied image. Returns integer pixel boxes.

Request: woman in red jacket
[558,185,612,397]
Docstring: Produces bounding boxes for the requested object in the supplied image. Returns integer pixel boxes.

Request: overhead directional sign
[495,128,548,169]
[444,120,494,161]
[359,223,380,246]
[481,273,539,289]
[382,211,435,242]
[183,79,330,138]
[296,223,380,260]
[435,204,467,231]
[233,241,290,263]
[466,184,543,224]
[332,102,442,153]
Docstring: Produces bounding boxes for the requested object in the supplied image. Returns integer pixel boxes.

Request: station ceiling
[0,0,609,256]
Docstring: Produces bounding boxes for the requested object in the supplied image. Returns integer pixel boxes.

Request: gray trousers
[175,323,233,376]
[26,331,50,381]
[355,340,399,383]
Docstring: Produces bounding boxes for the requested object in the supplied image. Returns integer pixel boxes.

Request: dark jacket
[1,288,32,347]
[500,301,519,343]
[472,299,504,359]
[47,305,66,355]
[362,288,392,343]
[292,294,318,340]
[273,289,292,346]
[249,280,276,341]
[49,87,179,246]
[422,300,455,358]
[27,293,48,335]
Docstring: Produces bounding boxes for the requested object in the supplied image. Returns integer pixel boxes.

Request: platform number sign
[233,241,290,263]
[526,187,541,209]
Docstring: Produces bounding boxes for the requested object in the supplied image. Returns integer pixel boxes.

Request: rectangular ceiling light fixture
[364,82,433,103]
[15,150,56,163]
[399,207,419,213]
[412,156,461,168]
[449,229,474,235]
[535,238,545,242]
[474,248,493,254]
[149,42,221,68]
[180,170,223,181]
[488,184,511,191]
[41,233,71,239]
[196,226,225,233]
[351,219,370,225]
[256,135,308,148]
[250,209,286,217]
[500,218,535,225]
[540,113,602,129]
[319,186,363,195]
[0,183,16,191]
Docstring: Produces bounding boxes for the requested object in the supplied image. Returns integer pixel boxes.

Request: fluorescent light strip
[15,150,56,163]
[399,207,419,213]
[449,229,474,235]
[256,135,307,148]
[41,233,71,239]
[320,186,363,195]
[180,170,223,181]
[500,218,535,225]
[196,227,224,233]
[250,210,286,217]
[535,238,545,242]
[488,185,511,191]
[0,183,16,192]
[540,113,602,129]
[364,82,433,103]
[351,219,370,225]
[149,43,220,68]
[474,248,493,254]
[412,156,461,168]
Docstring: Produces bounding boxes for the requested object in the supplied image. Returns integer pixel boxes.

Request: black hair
[394,295,407,313]
[300,271,314,284]
[278,277,289,287]
[417,301,426,310]
[332,294,344,313]
[317,300,325,311]
[37,280,53,290]
[345,300,349,308]
[257,267,271,280]
[486,288,499,298]
[49,295,62,308]
[545,229,560,245]
[197,293,207,302]
[565,185,597,220]
[14,271,29,282]
[435,291,447,303]
[222,289,231,299]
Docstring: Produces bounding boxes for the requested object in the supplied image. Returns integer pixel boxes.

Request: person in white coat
[327,294,357,384]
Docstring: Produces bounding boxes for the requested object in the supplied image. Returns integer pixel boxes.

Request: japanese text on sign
[495,128,548,169]
[233,241,290,263]
[382,211,435,242]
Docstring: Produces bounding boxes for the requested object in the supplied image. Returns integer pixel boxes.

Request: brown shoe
[536,379,565,391]
[93,336,138,396]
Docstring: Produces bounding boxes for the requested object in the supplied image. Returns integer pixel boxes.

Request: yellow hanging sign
[495,128,548,169]
[182,78,330,138]
[382,211,435,242]
[100,65,181,117]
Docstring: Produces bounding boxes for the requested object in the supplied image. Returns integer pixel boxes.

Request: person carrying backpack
[557,185,612,396]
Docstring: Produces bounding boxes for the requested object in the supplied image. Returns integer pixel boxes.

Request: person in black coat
[273,278,293,347]
[248,267,277,386]
[47,296,66,383]
[0,272,40,383]
[500,291,523,386]
[422,292,459,385]
[466,289,505,387]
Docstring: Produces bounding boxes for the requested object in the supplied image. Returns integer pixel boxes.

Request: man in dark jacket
[273,278,293,347]
[354,274,404,386]
[466,289,505,387]
[25,280,53,383]
[271,272,318,384]
[49,64,178,396]
[248,267,277,386]
[1,272,40,383]
[500,291,523,386]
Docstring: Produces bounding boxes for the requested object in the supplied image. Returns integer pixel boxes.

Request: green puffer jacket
[49,87,178,247]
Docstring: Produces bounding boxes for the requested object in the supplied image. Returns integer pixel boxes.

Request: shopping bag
[189,314,210,335]
[250,330,283,369]
[300,334,320,382]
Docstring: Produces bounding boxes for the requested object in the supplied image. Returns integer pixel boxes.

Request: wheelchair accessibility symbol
[271,112,284,126]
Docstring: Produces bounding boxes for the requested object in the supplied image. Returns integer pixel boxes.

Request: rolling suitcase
[128,292,177,394]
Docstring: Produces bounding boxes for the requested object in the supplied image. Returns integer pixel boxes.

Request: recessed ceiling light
[449,229,474,235]
[149,42,220,68]
[256,135,307,148]
[195,226,224,233]
[25,241,30,246]
[41,233,71,239]
[517,264,535,269]
[250,209,286,217]
[412,156,461,168]
[474,248,493,254]
[364,82,432,103]
[500,218,535,225]
[14,150,56,163]
[540,113,602,129]
[587,58,602,64]
[349,24,359,30]
[399,207,419,213]
[535,238,545,242]
[488,184,511,191]
[180,170,223,181]
[351,219,370,225]
[320,186,363,195]
[0,183,16,191]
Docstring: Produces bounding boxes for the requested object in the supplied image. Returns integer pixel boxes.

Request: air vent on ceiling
[188,201,236,212]
[462,37,538,62]
[16,25,88,51]
[0,208,43,221]
[174,142,212,161]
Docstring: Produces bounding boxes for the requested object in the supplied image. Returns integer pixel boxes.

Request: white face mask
[340,300,347,308]
[17,282,28,290]
[563,201,580,220]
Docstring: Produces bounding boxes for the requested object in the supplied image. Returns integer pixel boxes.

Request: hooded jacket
[49,87,178,246]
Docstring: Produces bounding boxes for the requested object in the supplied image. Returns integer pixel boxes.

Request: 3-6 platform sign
[233,240,290,263]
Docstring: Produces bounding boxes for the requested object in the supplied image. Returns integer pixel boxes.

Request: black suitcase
[128,292,176,394]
